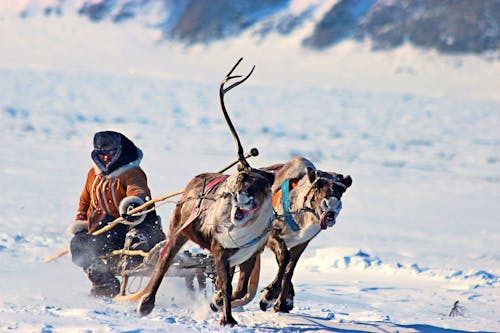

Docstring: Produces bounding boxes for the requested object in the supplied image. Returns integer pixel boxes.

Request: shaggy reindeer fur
[114,169,274,326]
[231,156,352,313]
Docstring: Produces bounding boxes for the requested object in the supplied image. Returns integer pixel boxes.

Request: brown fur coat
[77,164,151,233]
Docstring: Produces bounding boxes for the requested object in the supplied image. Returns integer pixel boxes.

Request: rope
[159,175,229,259]
[92,189,184,236]
[122,198,180,220]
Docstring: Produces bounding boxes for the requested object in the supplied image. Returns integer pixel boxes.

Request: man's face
[96,146,118,165]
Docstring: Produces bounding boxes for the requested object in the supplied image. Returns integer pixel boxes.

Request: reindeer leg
[231,256,256,302]
[197,272,207,297]
[212,255,259,310]
[260,232,289,311]
[286,281,295,312]
[134,234,187,316]
[231,254,261,308]
[184,274,195,295]
[210,267,231,312]
[213,247,237,326]
[274,242,308,313]
[210,276,223,312]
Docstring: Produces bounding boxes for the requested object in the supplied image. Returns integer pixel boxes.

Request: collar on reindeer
[273,179,301,232]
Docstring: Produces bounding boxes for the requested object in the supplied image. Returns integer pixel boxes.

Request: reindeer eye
[321,198,329,211]
[327,186,340,197]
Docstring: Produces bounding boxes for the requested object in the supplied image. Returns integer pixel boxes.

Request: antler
[219,57,255,170]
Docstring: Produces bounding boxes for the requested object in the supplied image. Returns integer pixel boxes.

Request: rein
[159,175,229,258]
[279,179,301,232]
[272,179,319,232]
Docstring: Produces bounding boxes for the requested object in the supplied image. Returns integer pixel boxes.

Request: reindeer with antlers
[114,59,275,326]
[227,157,352,314]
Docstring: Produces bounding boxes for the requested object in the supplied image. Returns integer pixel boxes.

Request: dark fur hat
[91,131,141,175]
[93,131,122,149]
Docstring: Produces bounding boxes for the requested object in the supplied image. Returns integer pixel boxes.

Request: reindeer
[113,59,275,326]
[229,156,352,313]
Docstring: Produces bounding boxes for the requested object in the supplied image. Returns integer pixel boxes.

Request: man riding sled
[67,130,165,298]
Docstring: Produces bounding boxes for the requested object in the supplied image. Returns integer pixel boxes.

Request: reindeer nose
[332,198,342,211]
[232,191,253,208]
[322,198,342,212]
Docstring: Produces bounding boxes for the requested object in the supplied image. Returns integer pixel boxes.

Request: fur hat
[93,131,122,149]
[91,131,141,175]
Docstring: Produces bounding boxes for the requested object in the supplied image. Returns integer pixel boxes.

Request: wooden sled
[106,241,216,297]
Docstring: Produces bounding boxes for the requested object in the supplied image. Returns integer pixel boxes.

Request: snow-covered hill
[3,0,499,54]
[1,0,499,100]
[0,2,499,332]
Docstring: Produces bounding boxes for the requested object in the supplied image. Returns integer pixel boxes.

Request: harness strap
[281,179,301,232]
[231,218,273,249]
[159,175,229,258]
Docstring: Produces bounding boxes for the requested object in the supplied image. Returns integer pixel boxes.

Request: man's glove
[119,196,146,224]
[67,219,88,235]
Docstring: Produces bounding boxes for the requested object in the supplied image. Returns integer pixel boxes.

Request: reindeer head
[225,169,274,227]
[305,167,352,229]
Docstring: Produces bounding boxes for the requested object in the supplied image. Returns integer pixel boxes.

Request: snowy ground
[1,6,499,333]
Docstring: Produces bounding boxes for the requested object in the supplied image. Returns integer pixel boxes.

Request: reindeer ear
[342,175,352,188]
[306,167,317,184]
[263,170,275,186]
[237,172,249,183]
[253,169,275,186]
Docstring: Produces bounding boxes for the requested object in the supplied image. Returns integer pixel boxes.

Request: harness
[159,175,229,258]
[273,179,301,232]
[224,219,273,249]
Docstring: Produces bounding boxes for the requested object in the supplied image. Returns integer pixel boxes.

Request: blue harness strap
[238,220,273,248]
[281,179,301,232]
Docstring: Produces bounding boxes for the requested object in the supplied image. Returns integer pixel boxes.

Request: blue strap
[281,179,300,232]
[240,221,272,248]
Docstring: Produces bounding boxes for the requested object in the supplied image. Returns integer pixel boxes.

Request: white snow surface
[1,6,499,333]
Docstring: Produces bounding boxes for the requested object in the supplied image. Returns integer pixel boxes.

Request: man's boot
[85,262,120,298]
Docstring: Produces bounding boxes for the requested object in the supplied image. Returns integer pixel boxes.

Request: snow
[1,5,499,333]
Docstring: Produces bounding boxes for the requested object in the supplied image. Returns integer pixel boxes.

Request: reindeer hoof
[259,288,275,311]
[259,301,268,312]
[220,316,238,326]
[210,301,220,312]
[285,298,294,311]
[259,292,275,311]
[273,302,290,313]
[137,294,155,316]
[210,291,223,312]
[259,298,274,312]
